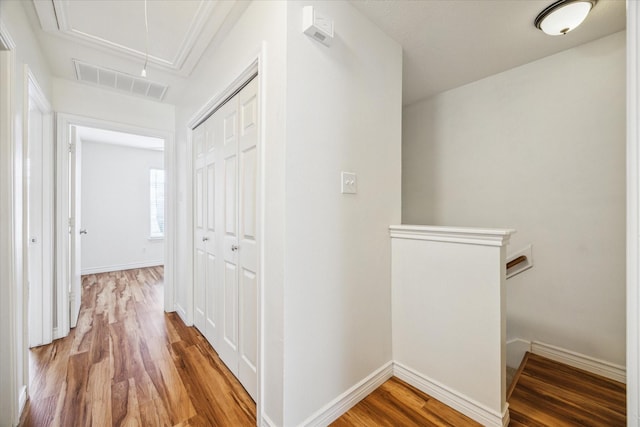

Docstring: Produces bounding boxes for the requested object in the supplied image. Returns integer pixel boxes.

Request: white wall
[174,1,401,424]
[53,76,176,317]
[283,2,401,425]
[0,2,53,426]
[80,141,164,274]
[53,78,174,132]
[403,32,626,367]
[173,1,288,424]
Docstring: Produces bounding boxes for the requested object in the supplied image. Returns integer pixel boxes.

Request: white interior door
[194,111,219,346]
[27,101,44,347]
[194,124,207,332]
[204,117,218,345]
[219,96,240,376]
[69,126,82,328]
[192,76,258,401]
[26,74,53,349]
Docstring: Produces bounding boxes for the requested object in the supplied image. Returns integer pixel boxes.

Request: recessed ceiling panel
[63,0,201,66]
[33,0,235,76]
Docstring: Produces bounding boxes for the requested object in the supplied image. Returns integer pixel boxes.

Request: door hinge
[68,143,74,153]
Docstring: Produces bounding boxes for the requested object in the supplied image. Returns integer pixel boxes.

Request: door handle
[79,229,88,235]
[202,236,209,242]
[231,245,239,251]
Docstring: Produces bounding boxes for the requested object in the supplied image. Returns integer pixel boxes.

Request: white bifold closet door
[193,77,258,401]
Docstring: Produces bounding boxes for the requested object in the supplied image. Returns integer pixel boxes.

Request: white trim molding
[301,362,394,427]
[81,260,164,276]
[389,224,515,247]
[0,26,19,427]
[531,341,626,384]
[261,415,277,427]
[394,363,510,427]
[628,0,640,424]
[0,18,16,50]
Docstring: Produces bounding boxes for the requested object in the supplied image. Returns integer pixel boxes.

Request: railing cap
[389,224,516,247]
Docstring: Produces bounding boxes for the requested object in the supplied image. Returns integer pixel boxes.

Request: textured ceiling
[24,1,626,106]
[350,0,626,105]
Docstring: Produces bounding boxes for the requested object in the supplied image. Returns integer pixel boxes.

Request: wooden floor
[334,353,627,427]
[331,377,481,426]
[19,266,628,427]
[508,352,626,426]
[20,266,256,427]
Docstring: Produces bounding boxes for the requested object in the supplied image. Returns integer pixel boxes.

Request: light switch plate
[341,172,357,194]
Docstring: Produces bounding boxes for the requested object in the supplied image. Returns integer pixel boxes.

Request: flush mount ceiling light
[535,0,597,36]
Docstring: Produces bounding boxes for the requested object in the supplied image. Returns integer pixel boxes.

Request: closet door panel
[237,78,259,400]
[193,125,206,331]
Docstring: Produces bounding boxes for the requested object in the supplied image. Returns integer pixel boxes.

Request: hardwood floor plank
[29,337,73,401]
[59,352,90,427]
[19,396,57,427]
[20,266,256,427]
[139,338,195,423]
[170,339,255,426]
[87,357,112,427]
[331,377,481,427]
[508,352,626,426]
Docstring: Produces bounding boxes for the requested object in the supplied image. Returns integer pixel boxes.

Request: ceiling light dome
[535,0,597,36]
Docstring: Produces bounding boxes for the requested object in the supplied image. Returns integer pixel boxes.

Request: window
[150,168,165,238]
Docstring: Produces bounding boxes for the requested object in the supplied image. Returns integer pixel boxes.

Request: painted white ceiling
[25,0,249,103]
[350,0,626,105]
[77,126,164,151]
[24,0,625,106]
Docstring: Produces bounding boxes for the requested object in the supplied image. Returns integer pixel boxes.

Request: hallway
[20,267,256,426]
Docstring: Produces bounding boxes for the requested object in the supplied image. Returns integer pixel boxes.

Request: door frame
[23,65,54,346]
[55,114,176,337]
[0,18,23,426]
[627,1,640,425]
[186,53,265,421]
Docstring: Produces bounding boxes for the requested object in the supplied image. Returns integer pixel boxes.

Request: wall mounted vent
[73,59,168,101]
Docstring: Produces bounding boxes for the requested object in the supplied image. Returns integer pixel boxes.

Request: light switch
[341,172,357,194]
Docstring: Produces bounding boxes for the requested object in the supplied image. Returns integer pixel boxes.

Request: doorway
[56,114,175,337]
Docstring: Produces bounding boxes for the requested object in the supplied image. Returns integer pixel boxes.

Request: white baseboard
[175,303,189,325]
[261,414,276,427]
[18,384,27,419]
[393,362,509,427]
[301,361,394,427]
[507,338,531,369]
[531,341,626,383]
[81,260,163,275]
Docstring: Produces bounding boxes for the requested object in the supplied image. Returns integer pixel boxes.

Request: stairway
[507,352,626,426]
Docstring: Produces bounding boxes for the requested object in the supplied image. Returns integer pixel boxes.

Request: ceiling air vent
[73,59,168,102]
